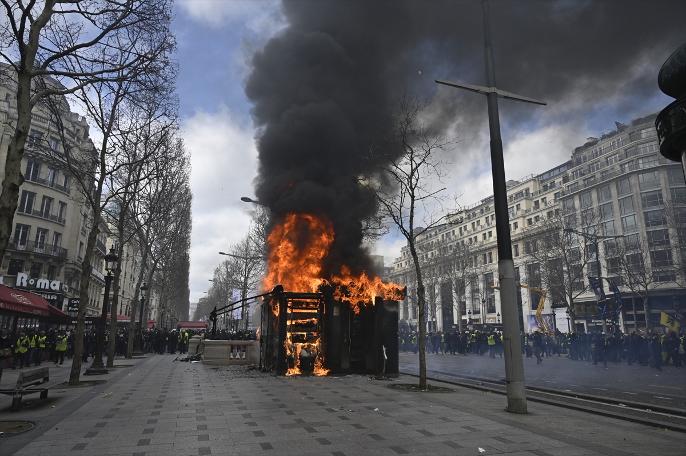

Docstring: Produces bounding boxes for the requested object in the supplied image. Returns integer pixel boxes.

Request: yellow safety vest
[56,336,68,352]
[15,337,28,354]
[28,335,37,348]
[487,335,496,346]
[38,335,46,348]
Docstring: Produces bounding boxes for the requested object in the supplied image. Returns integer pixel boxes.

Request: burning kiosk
[260,284,402,377]
[257,213,405,377]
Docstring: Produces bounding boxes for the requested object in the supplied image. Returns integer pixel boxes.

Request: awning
[176,321,208,329]
[0,285,51,317]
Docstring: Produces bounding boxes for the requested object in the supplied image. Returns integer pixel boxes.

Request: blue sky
[175,1,675,311]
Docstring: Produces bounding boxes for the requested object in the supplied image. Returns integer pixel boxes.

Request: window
[7,259,24,276]
[488,252,493,263]
[47,167,57,185]
[668,167,685,186]
[52,232,62,247]
[670,187,686,204]
[58,202,67,221]
[638,171,660,190]
[647,229,670,248]
[78,241,84,259]
[624,233,640,250]
[637,155,658,169]
[49,137,59,152]
[40,196,53,217]
[513,222,518,230]
[650,249,673,268]
[598,184,612,203]
[47,265,57,281]
[617,176,631,196]
[601,220,615,236]
[29,262,42,278]
[516,203,521,211]
[513,244,519,257]
[18,191,36,213]
[599,202,613,221]
[643,210,666,227]
[541,197,547,206]
[641,190,663,208]
[25,159,40,181]
[13,224,30,246]
[534,200,540,210]
[488,231,493,238]
[580,191,593,209]
[35,228,48,249]
[619,196,634,215]
[621,214,637,232]
[653,270,676,283]
[527,218,533,226]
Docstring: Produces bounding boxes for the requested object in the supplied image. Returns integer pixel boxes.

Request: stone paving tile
[8,354,686,456]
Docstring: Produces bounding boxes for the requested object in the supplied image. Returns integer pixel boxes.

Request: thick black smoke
[245,0,686,277]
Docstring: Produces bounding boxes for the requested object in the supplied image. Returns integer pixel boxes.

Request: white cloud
[177,0,282,30]
[183,109,258,306]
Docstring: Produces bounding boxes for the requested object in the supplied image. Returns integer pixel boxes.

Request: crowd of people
[399,327,686,370]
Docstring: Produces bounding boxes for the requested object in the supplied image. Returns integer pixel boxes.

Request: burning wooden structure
[260,285,400,376]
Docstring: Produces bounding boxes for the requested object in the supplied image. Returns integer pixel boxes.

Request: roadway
[399,351,686,411]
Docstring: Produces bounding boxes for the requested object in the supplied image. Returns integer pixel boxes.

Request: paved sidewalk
[3,353,685,456]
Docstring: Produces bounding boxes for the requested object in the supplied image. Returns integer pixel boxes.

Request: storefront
[0,284,68,336]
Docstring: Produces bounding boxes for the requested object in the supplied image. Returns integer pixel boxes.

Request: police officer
[35,331,47,365]
[487,332,496,358]
[13,331,29,369]
[55,330,68,365]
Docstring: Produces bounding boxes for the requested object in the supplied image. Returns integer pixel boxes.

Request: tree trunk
[106,238,125,367]
[454,288,465,333]
[68,212,101,385]
[0,72,32,261]
[643,296,651,329]
[409,244,427,390]
[126,247,148,358]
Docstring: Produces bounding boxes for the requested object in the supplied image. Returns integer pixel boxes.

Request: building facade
[0,70,107,318]
[389,114,686,334]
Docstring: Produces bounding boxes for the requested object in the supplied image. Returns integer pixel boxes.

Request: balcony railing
[16,207,66,225]
[96,239,107,254]
[8,240,67,259]
[24,172,70,195]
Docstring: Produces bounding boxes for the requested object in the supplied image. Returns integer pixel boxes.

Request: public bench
[0,367,52,411]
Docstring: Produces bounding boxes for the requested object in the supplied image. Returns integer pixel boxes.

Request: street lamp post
[552,308,557,332]
[434,0,544,414]
[133,283,148,355]
[85,247,118,375]
[497,312,501,324]
[467,309,472,326]
[566,309,571,333]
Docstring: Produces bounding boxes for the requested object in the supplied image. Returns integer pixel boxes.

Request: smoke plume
[245,0,686,277]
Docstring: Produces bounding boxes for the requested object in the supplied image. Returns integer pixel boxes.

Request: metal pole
[85,272,112,374]
[594,239,607,334]
[134,294,145,354]
[482,0,527,413]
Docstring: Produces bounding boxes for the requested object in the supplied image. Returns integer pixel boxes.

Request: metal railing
[7,240,67,259]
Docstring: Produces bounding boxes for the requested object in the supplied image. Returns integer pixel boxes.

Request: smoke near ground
[245,0,686,276]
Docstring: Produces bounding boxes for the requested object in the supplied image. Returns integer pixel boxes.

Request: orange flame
[265,213,404,376]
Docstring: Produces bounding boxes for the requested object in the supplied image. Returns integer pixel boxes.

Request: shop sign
[16,272,69,293]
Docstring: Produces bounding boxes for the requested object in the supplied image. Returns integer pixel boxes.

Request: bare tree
[616,229,679,329]
[525,207,599,326]
[0,0,173,262]
[371,97,454,390]
[105,106,179,366]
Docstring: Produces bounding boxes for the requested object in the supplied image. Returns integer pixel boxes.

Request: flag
[660,312,680,332]
[608,280,623,315]
[588,276,605,300]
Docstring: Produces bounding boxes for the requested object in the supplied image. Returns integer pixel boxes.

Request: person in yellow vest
[35,331,47,366]
[13,331,29,369]
[27,330,38,367]
[55,330,68,365]
[487,333,496,358]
